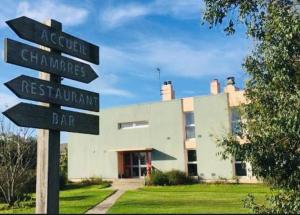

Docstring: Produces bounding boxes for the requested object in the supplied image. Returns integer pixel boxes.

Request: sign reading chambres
[3,16,100,214]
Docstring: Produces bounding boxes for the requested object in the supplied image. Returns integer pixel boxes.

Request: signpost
[5,75,99,111]
[5,38,98,83]
[6,16,99,64]
[3,17,100,214]
[3,102,99,134]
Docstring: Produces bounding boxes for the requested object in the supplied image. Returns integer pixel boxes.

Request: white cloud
[101,4,150,28]
[0,0,88,28]
[100,0,203,29]
[17,0,88,26]
[100,38,248,79]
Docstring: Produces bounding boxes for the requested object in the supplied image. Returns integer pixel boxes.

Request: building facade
[68,77,257,182]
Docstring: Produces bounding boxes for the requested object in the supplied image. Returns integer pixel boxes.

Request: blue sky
[0,0,251,141]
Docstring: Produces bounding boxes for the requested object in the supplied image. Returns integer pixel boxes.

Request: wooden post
[36,19,62,214]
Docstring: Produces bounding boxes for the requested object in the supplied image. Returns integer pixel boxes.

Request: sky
[0,0,252,142]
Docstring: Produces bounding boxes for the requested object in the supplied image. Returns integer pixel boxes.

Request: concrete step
[113,178,145,186]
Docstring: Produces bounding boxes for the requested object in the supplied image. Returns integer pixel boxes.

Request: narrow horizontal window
[118,121,149,130]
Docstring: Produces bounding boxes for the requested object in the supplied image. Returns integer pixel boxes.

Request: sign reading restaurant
[3,16,100,213]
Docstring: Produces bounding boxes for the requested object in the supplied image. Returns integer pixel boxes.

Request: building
[68,77,257,183]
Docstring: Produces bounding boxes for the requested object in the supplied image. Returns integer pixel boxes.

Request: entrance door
[123,152,148,178]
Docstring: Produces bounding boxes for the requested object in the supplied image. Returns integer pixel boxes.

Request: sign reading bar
[3,102,99,134]
[5,75,99,112]
[6,16,99,65]
[5,38,98,83]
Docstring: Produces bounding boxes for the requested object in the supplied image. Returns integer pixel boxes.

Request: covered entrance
[116,148,152,178]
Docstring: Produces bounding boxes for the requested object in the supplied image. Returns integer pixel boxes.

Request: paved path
[86,179,144,214]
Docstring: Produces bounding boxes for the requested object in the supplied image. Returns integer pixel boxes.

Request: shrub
[149,171,169,186]
[80,177,104,185]
[165,170,192,185]
[147,169,193,186]
[59,172,68,189]
[166,170,192,185]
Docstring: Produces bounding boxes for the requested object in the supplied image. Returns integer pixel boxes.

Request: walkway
[86,179,144,214]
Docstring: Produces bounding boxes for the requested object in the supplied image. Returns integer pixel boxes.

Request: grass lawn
[108,184,271,214]
[0,184,115,214]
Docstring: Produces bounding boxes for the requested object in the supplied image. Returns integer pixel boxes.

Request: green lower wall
[68,94,233,180]
[194,94,233,180]
[68,99,185,179]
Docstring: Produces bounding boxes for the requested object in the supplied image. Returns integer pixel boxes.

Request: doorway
[123,152,149,178]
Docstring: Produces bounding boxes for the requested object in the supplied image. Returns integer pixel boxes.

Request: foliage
[147,170,169,186]
[243,189,300,214]
[80,177,108,186]
[203,0,300,213]
[165,170,192,185]
[147,169,192,186]
[59,148,68,189]
[0,117,36,206]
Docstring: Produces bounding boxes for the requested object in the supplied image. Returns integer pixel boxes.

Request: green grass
[0,184,115,214]
[108,184,271,214]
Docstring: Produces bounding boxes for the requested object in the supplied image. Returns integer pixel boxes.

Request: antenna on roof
[156,67,162,97]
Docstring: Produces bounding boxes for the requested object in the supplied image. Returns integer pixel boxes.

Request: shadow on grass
[62,182,111,191]
[60,195,90,201]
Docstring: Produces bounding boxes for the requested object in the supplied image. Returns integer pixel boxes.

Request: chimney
[210,79,220,95]
[224,76,238,93]
[161,81,175,101]
[227,77,235,85]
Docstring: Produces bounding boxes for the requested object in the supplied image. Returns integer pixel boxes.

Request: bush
[147,169,193,186]
[165,170,192,185]
[80,177,104,185]
[149,171,169,186]
[59,172,68,189]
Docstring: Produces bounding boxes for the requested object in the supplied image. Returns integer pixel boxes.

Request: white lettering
[52,112,59,125]
[41,30,49,42]
[31,82,37,95]
[30,52,38,64]
[59,36,64,48]
[39,84,45,96]
[21,80,29,93]
[41,55,48,66]
[74,64,80,76]
[61,114,66,126]
[69,115,75,127]
[21,49,29,62]
[55,88,62,100]
[50,33,57,44]
[50,58,59,70]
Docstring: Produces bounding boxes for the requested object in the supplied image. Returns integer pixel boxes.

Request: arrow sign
[4,38,98,83]
[6,16,99,64]
[3,103,99,134]
[5,75,99,112]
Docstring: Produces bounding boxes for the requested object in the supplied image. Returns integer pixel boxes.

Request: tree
[0,116,36,206]
[203,0,300,213]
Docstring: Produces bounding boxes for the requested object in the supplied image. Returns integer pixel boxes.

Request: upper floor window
[185,112,195,139]
[231,108,241,135]
[118,121,149,130]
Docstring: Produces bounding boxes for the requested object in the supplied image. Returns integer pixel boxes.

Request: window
[231,108,241,135]
[118,121,149,130]
[185,112,195,139]
[235,160,247,176]
[187,150,198,176]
